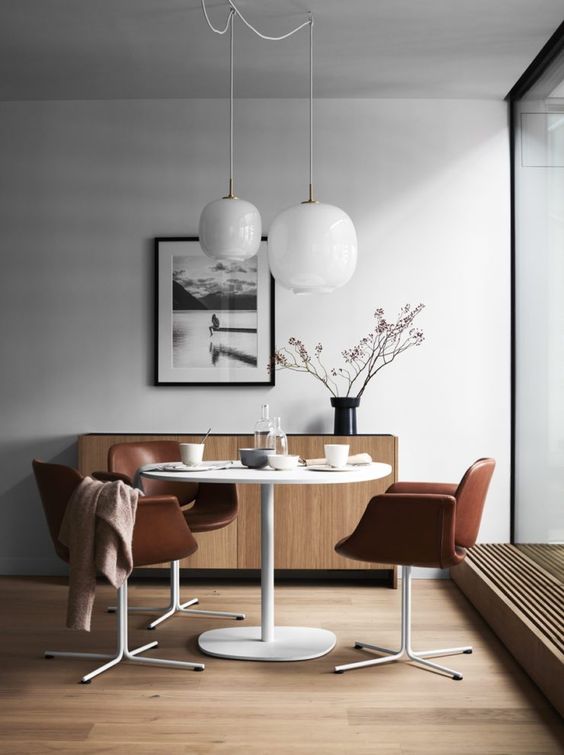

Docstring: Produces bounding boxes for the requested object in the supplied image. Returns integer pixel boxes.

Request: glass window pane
[514,50,564,548]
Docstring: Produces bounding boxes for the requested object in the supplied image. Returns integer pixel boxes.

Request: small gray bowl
[239,447,275,469]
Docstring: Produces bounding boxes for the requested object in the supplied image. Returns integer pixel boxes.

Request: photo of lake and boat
[172,254,258,368]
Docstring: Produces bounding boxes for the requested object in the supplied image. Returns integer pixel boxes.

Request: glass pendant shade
[268,202,357,294]
[199,197,262,261]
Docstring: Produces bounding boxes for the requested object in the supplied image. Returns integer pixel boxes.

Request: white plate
[159,462,234,472]
[306,464,358,472]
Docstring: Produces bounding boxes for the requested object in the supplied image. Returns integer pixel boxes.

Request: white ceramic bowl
[267,454,300,471]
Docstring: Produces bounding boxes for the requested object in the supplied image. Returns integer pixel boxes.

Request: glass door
[513,47,564,580]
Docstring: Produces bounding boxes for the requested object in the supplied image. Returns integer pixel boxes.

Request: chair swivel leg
[108,561,246,628]
[46,581,205,683]
[335,566,470,679]
[146,560,246,629]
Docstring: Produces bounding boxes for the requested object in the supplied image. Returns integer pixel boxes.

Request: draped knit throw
[58,477,138,631]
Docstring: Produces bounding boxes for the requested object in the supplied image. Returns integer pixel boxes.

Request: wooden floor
[0,577,562,754]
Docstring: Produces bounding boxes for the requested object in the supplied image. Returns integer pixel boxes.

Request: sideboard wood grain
[79,434,397,581]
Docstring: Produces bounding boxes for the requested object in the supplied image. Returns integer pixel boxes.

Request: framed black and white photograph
[155,237,274,385]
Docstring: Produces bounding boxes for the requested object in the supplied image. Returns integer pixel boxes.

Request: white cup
[325,444,350,469]
[180,443,204,467]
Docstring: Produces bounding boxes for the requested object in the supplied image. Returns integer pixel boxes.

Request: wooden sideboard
[79,434,398,582]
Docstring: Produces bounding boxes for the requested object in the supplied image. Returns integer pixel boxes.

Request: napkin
[304,453,372,467]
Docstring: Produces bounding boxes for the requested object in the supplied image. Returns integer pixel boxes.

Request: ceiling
[0,0,563,100]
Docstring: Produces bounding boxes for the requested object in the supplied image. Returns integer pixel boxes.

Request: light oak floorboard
[0,577,562,754]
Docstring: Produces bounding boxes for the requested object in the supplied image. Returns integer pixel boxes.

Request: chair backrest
[32,459,83,562]
[108,440,198,505]
[454,458,496,548]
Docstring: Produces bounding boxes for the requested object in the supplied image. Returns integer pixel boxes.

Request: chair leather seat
[334,532,466,569]
[107,441,238,536]
[184,501,238,533]
[334,459,495,570]
[32,461,198,569]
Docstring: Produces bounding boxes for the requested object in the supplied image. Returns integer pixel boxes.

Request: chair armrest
[335,493,462,569]
[133,495,198,567]
[91,470,133,485]
[386,481,458,496]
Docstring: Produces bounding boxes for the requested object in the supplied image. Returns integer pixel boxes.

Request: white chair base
[45,581,205,683]
[334,566,471,680]
[109,560,246,629]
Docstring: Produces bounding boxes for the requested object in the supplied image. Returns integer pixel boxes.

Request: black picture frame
[154,236,274,386]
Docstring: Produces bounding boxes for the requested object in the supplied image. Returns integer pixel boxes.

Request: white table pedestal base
[198,626,336,662]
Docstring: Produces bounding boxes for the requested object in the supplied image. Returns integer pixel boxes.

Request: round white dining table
[142,461,392,662]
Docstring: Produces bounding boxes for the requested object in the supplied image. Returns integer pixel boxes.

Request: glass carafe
[254,404,274,448]
[266,417,288,455]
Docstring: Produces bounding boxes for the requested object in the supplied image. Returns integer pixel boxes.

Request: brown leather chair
[333,458,495,680]
[94,440,245,629]
[33,459,205,683]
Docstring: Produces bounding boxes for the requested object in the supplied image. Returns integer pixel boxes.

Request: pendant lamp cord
[201,0,315,201]
[202,0,311,41]
[308,14,314,203]
[229,11,235,198]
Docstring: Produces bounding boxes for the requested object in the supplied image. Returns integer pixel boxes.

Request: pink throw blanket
[58,476,139,631]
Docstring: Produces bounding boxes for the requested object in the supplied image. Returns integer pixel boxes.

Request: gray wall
[0,98,510,574]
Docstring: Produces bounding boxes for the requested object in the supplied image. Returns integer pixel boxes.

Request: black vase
[330,396,360,436]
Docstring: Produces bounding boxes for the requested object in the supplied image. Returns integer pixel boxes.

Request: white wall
[0,98,511,574]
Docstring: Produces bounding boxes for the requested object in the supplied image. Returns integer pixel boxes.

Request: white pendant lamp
[199,10,261,262]
[268,18,357,294]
